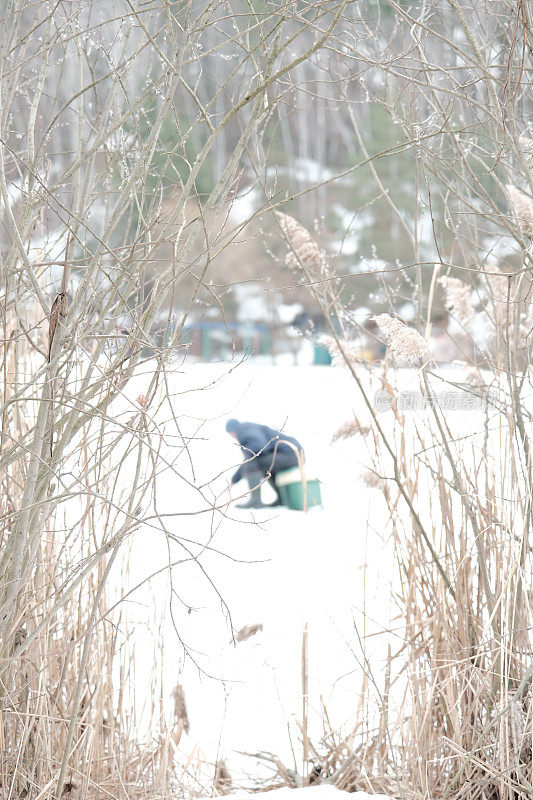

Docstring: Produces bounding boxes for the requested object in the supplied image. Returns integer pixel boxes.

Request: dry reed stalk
[397,391,527,797]
[214,760,232,794]
[304,337,533,800]
[302,624,309,779]
[0,298,176,800]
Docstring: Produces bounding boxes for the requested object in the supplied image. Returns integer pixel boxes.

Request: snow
[234,284,271,322]
[231,186,261,226]
[288,158,336,184]
[1,178,23,210]
[356,256,388,275]
[111,358,505,789]
[278,302,304,324]
[398,302,415,321]
[121,363,394,778]
[353,305,372,324]
[231,787,392,800]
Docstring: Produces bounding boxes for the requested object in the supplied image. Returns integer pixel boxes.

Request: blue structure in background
[163,315,335,364]
[313,344,332,365]
[177,320,271,360]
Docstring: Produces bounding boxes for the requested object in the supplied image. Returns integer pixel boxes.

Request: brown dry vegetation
[0,302,180,800]
[281,211,533,800]
[4,0,533,798]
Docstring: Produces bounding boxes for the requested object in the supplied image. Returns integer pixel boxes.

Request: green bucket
[275,467,322,511]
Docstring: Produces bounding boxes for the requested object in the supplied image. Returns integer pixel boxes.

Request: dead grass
[277,212,533,800]
[307,375,533,800]
[0,302,180,800]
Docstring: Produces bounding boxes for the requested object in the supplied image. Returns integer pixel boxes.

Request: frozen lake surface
[116,361,457,779]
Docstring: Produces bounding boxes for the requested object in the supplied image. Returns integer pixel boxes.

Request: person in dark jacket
[226,418,304,509]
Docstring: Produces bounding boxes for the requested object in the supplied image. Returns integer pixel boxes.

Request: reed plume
[507,185,533,237]
[373,314,430,365]
[332,420,371,442]
[276,211,336,303]
[234,623,263,642]
[439,276,474,330]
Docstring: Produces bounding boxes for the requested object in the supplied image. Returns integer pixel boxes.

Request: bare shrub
[0,1,349,797]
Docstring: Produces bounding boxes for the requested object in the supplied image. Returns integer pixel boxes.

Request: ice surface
[120,363,394,776]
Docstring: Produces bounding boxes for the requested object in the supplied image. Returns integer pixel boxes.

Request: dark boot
[268,477,284,507]
[268,496,284,507]
[235,487,265,509]
[268,470,285,508]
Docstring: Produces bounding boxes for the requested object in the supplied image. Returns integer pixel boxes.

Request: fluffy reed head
[275,211,327,274]
[332,420,371,443]
[234,623,263,642]
[519,136,533,159]
[171,684,190,734]
[484,268,512,328]
[507,185,533,237]
[360,469,389,500]
[275,211,335,307]
[320,334,363,369]
[214,760,232,794]
[439,276,474,330]
[373,313,431,365]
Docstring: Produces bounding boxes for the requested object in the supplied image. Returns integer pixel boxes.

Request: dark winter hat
[225,418,240,433]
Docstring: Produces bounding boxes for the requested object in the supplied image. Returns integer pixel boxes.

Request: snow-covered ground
[231,787,391,800]
[104,353,518,789]
[119,362,395,779]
